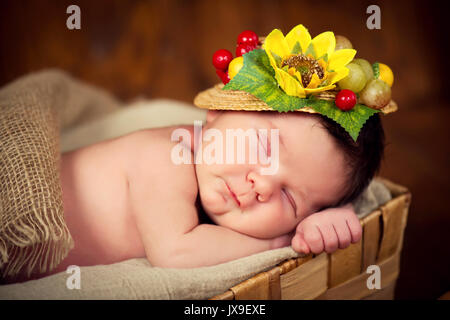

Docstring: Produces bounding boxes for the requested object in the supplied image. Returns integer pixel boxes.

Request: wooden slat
[280,253,328,300]
[361,209,382,271]
[231,272,271,300]
[278,258,298,274]
[266,267,282,300]
[295,255,313,268]
[329,240,363,288]
[316,250,400,300]
[397,192,411,255]
[377,193,410,262]
[210,290,234,300]
[362,281,396,300]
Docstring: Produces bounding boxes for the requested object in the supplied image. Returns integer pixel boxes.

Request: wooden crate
[211,178,411,300]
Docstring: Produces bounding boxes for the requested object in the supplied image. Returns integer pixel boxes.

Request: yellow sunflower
[263,24,356,98]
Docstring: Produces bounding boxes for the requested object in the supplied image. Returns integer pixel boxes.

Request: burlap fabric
[0,69,121,279]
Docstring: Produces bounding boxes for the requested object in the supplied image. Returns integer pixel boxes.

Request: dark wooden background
[0,0,448,299]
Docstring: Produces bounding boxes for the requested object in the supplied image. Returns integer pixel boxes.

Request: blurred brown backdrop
[0,0,448,299]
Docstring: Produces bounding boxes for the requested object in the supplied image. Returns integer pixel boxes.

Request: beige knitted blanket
[0,70,391,299]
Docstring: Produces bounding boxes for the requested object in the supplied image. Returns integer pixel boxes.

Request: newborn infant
[47,110,384,275]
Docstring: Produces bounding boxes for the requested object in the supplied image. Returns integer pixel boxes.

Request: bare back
[49,126,198,275]
[53,133,141,274]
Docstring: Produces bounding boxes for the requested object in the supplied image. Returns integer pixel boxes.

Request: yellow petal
[285,24,311,54]
[304,84,336,95]
[327,67,350,84]
[291,69,304,85]
[311,31,336,59]
[274,67,306,98]
[328,49,356,71]
[263,29,290,68]
[287,67,296,76]
[306,73,321,89]
[317,58,327,72]
[266,52,279,71]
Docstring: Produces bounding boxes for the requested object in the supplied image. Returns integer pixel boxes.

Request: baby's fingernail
[300,243,308,253]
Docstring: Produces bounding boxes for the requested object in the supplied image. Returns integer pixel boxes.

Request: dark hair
[317,113,385,207]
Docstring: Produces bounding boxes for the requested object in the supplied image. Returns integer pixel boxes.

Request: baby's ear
[206,110,222,123]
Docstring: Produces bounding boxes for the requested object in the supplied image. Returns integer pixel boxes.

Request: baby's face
[195,110,348,239]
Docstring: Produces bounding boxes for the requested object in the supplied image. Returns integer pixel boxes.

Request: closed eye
[257,130,271,157]
[283,188,297,218]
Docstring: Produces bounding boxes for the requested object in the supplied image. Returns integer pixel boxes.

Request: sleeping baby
[39,108,384,277]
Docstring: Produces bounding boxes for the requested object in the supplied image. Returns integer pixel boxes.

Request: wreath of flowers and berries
[211,25,395,141]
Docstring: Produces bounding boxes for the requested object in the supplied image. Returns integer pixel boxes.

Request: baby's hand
[291,203,362,255]
[271,231,295,250]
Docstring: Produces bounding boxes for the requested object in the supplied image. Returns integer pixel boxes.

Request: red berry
[236,43,255,57]
[237,30,259,47]
[216,69,230,84]
[212,49,233,71]
[335,89,357,111]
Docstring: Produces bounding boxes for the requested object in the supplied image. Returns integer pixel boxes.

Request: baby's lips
[236,191,258,210]
[225,181,241,207]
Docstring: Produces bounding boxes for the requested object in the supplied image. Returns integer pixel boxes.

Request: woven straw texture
[0,69,120,279]
[194,84,398,114]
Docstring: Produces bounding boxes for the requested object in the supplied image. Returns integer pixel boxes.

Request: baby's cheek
[198,186,224,214]
[265,202,297,234]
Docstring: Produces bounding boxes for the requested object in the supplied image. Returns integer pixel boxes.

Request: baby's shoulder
[123,126,193,165]
[122,127,197,198]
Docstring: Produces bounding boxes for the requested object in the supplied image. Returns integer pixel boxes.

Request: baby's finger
[346,216,363,243]
[333,220,352,249]
[317,223,339,254]
[291,233,310,255]
[303,225,325,255]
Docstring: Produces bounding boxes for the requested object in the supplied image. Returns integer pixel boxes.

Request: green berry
[335,35,353,50]
[338,63,367,93]
[360,79,391,109]
[352,58,374,82]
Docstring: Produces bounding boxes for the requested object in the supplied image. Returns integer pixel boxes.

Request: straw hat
[194,83,398,115]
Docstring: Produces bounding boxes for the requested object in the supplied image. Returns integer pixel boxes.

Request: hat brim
[194,83,398,115]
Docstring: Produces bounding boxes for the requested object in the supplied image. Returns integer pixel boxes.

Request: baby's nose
[247,171,274,203]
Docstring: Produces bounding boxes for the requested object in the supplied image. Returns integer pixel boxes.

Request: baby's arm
[132,193,291,268]
[166,223,292,268]
[291,203,362,255]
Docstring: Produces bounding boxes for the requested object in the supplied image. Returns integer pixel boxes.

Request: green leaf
[270,51,282,67]
[291,41,302,54]
[223,49,311,112]
[310,99,379,141]
[372,62,380,79]
[223,49,378,140]
[318,53,328,63]
[304,43,317,58]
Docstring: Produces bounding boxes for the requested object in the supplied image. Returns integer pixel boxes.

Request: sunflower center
[281,54,324,87]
